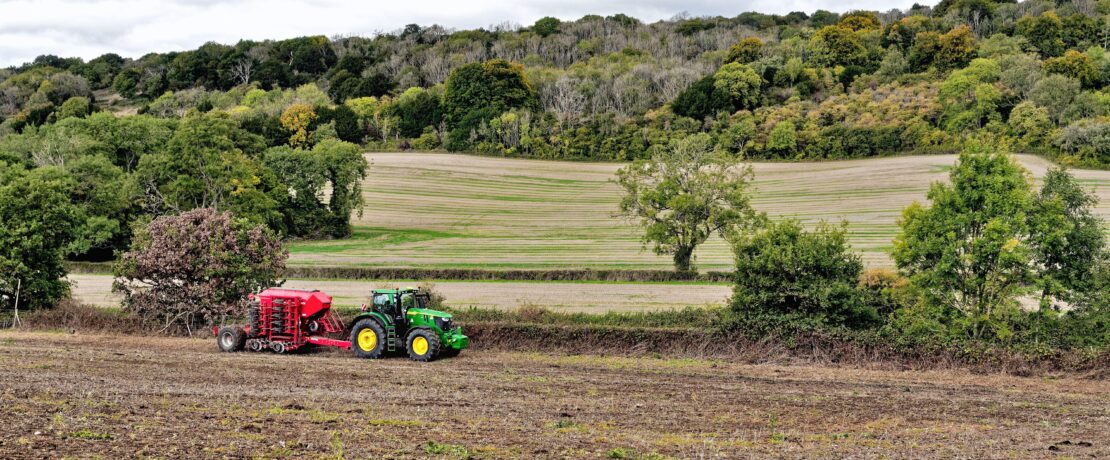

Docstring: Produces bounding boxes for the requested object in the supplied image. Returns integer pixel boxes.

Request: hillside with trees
[1,1,1107,166]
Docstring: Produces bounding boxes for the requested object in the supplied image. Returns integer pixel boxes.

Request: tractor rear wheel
[350,319,386,359]
[406,329,441,362]
[217,326,246,352]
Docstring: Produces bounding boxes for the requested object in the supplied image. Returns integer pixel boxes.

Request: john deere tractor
[348,288,468,362]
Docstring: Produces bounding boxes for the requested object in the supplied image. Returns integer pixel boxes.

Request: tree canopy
[616,133,763,272]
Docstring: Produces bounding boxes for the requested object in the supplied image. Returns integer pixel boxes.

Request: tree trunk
[673,246,695,274]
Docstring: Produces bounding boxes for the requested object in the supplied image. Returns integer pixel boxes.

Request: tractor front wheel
[350,319,386,359]
[217,326,246,352]
[406,329,441,362]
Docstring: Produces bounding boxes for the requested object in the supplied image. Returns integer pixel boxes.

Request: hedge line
[9,302,1106,378]
[464,322,1109,378]
[65,261,734,282]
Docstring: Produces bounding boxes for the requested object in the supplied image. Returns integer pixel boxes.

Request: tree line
[1,1,1107,165]
[617,134,1107,353]
[0,108,368,310]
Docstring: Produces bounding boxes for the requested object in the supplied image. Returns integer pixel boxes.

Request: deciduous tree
[0,169,79,310]
[616,133,763,272]
[893,145,1034,339]
[279,103,317,147]
[712,62,763,109]
[114,208,287,334]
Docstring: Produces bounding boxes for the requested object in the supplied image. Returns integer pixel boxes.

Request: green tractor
[348,288,468,362]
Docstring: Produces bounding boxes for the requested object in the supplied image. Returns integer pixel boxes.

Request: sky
[0,0,924,67]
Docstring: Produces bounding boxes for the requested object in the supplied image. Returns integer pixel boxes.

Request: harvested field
[1,331,1106,459]
[290,153,1110,270]
[67,274,732,313]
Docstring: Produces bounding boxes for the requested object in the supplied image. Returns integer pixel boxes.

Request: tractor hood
[406,308,452,319]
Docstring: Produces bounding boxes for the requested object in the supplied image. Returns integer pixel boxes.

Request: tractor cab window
[400,293,415,310]
[372,293,390,309]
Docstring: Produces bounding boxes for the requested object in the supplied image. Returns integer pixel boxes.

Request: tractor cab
[350,287,468,361]
[369,288,432,323]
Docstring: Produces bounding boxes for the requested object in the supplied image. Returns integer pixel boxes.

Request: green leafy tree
[811,25,869,67]
[1016,12,1065,57]
[731,219,875,328]
[712,62,763,109]
[114,208,287,334]
[938,58,1002,131]
[877,47,909,80]
[57,96,91,120]
[671,74,733,120]
[1043,50,1100,88]
[1007,101,1054,152]
[134,113,282,229]
[893,145,1034,339]
[61,156,133,259]
[766,121,798,157]
[615,133,763,272]
[313,139,368,237]
[0,169,80,310]
[934,26,977,70]
[1028,168,1106,307]
[390,86,444,138]
[838,11,881,32]
[443,59,537,151]
[532,17,562,37]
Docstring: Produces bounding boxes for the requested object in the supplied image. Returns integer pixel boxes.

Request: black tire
[350,319,386,359]
[406,328,441,362]
[217,326,246,352]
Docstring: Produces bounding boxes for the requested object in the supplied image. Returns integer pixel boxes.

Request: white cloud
[0,0,922,66]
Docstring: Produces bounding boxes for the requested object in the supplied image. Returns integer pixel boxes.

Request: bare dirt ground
[1,331,1106,459]
[67,274,731,313]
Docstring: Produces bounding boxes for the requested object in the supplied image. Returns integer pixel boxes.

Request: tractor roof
[372,287,421,294]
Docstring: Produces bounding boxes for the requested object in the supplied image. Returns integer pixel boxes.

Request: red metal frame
[238,289,348,352]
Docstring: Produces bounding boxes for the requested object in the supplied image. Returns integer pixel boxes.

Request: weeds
[424,440,469,457]
[69,429,111,440]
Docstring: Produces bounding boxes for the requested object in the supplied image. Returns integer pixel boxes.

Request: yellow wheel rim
[357,329,378,351]
[412,336,429,355]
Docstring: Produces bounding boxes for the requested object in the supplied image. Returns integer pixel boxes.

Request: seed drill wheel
[350,319,386,359]
[217,327,246,352]
[406,329,441,362]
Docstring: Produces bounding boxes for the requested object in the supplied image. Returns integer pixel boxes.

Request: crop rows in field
[289,153,1110,271]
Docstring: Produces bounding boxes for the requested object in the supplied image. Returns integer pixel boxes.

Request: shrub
[114,208,287,334]
[730,219,876,328]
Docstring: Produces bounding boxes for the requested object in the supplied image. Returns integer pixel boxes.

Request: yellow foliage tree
[280,103,317,147]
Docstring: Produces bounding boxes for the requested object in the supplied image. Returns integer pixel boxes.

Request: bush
[730,219,878,328]
[114,208,287,334]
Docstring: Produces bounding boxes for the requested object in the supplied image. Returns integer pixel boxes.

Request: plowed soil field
[1,331,1106,459]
